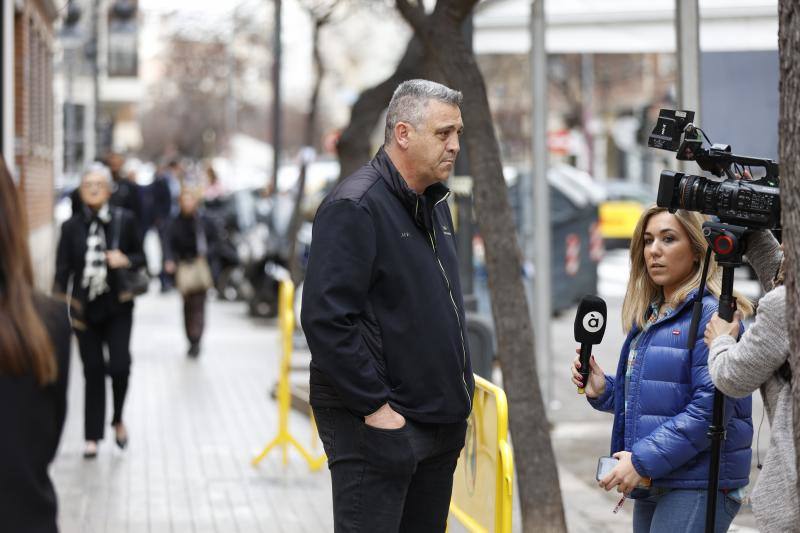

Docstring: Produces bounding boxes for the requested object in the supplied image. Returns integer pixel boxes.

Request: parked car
[598,180,655,248]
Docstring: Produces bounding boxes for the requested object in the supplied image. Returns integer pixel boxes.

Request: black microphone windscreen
[574,295,607,344]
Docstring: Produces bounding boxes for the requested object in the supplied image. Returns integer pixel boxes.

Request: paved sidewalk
[52,289,333,533]
[51,283,761,532]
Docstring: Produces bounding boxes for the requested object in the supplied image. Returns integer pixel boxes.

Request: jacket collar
[630,287,710,336]
[371,146,451,223]
[82,203,112,224]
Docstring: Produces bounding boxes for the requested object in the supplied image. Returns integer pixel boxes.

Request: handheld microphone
[574,295,607,394]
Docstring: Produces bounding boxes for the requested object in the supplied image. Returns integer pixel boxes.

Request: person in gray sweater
[703,229,798,533]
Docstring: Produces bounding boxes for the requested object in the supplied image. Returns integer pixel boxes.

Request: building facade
[2,0,59,290]
[58,0,141,184]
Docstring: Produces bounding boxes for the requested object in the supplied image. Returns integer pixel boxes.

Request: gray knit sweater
[708,230,798,533]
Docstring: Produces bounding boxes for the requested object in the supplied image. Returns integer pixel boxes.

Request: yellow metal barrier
[251,280,326,471]
[449,375,514,533]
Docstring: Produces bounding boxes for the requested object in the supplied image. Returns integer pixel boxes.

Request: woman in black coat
[165,188,220,357]
[0,156,71,533]
[54,163,145,458]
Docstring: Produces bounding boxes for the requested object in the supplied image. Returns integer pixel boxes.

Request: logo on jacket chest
[441,224,452,236]
[400,232,411,239]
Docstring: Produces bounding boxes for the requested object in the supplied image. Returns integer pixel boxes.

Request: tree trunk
[778,0,800,500]
[396,1,567,531]
[287,16,326,283]
[336,36,427,179]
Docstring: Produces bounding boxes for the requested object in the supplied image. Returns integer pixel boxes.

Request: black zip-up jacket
[301,147,474,424]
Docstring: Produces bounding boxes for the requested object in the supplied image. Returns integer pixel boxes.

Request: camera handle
[678,124,780,182]
[687,222,748,533]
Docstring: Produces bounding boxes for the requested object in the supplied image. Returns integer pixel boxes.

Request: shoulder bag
[175,216,213,295]
[113,208,150,301]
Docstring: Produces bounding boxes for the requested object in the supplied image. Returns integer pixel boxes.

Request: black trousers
[156,221,173,290]
[312,407,467,533]
[183,291,206,344]
[75,311,133,441]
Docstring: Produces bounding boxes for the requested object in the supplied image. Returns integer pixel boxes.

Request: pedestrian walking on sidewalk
[0,156,72,532]
[54,163,145,458]
[152,160,181,292]
[571,206,755,532]
[164,188,219,358]
[705,230,799,533]
[106,152,144,232]
[301,79,473,533]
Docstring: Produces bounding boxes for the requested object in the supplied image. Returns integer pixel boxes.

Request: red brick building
[1,0,58,289]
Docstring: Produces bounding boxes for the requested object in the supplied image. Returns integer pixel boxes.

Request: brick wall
[15,1,55,232]
[14,0,56,290]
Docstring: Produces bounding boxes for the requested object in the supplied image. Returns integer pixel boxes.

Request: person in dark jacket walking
[301,79,473,533]
[165,188,219,357]
[54,163,145,458]
[0,156,72,533]
[107,152,143,227]
[152,160,181,292]
[571,205,754,532]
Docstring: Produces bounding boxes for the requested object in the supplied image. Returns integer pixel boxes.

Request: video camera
[648,109,781,230]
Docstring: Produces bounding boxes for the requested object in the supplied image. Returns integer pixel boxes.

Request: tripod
[688,222,749,533]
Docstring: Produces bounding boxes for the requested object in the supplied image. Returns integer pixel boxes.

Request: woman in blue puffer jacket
[571,206,754,532]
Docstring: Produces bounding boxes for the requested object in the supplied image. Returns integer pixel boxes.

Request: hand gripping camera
[648,109,780,230]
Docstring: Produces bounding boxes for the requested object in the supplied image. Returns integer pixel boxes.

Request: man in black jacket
[301,79,474,532]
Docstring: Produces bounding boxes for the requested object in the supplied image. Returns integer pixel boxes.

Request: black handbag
[112,208,149,301]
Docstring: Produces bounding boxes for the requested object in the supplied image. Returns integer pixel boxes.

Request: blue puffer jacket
[589,290,752,489]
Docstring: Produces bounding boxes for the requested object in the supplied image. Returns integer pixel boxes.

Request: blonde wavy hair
[621,205,753,332]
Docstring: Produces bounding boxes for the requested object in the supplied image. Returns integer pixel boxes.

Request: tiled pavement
[50,284,761,532]
[52,289,333,533]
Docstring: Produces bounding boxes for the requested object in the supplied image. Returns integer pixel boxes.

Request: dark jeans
[312,406,467,533]
[183,291,206,344]
[75,311,133,441]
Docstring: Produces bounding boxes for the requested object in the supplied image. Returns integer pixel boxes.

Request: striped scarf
[81,204,112,301]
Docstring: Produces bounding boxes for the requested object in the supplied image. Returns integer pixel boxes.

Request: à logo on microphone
[582,312,604,333]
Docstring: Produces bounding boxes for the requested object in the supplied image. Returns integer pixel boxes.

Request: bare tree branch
[336,35,429,178]
[395,0,428,35]
[431,0,481,23]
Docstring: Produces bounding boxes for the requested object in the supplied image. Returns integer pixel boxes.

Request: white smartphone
[596,456,619,481]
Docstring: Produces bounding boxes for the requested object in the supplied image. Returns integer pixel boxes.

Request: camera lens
[680,176,699,210]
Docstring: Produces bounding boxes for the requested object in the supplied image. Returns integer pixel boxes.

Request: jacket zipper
[625,295,704,449]
[418,194,472,410]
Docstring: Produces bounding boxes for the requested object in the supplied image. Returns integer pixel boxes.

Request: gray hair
[384,79,463,145]
[82,162,112,185]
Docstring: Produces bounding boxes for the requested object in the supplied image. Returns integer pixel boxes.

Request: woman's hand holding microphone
[571,348,606,398]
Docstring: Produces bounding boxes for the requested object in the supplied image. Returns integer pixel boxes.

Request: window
[107,19,138,77]
[63,103,85,172]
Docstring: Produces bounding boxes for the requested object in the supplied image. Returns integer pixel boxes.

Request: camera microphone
[574,295,607,394]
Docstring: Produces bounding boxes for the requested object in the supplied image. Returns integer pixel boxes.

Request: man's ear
[395,122,412,150]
